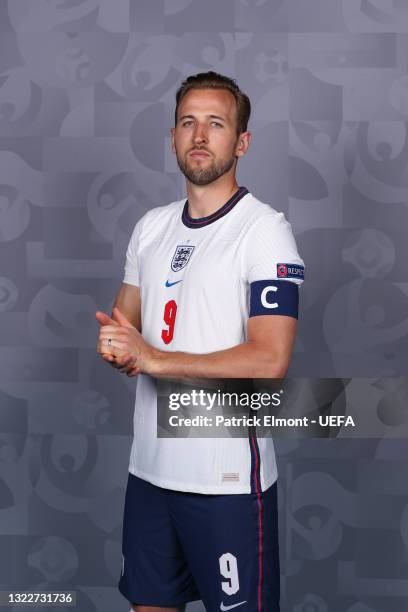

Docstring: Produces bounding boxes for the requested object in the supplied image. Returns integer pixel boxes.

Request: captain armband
[249,279,299,319]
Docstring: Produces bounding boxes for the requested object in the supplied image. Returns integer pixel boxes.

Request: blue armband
[249,279,299,318]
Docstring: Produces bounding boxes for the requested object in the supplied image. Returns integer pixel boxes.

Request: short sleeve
[123,219,143,286]
[243,212,304,285]
[243,213,304,319]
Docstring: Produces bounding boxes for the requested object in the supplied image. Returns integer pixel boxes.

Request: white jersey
[123,187,304,494]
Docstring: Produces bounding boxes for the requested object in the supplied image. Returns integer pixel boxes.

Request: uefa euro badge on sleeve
[276,263,304,280]
[171,245,195,272]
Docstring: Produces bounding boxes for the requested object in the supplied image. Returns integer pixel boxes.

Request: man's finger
[112,306,134,328]
[119,363,134,373]
[98,338,126,354]
[117,354,138,372]
[99,326,127,335]
[127,366,140,377]
[115,353,131,364]
[116,354,135,368]
[99,348,138,371]
[95,310,119,327]
[101,353,114,362]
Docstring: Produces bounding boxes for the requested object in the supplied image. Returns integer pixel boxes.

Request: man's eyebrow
[178,114,227,122]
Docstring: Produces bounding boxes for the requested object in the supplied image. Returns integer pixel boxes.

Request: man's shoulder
[137,198,185,231]
[239,192,286,237]
[244,191,283,221]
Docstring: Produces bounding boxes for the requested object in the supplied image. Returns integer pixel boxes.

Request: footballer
[96,71,304,612]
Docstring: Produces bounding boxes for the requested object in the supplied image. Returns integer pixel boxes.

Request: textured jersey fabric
[123,187,304,494]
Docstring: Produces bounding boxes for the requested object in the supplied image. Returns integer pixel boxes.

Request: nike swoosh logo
[165,280,182,287]
[220,601,246,611]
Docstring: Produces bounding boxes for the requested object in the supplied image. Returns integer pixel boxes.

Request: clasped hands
[95,307,156,377]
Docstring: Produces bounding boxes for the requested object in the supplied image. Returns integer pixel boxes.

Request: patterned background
[1,1,408,610]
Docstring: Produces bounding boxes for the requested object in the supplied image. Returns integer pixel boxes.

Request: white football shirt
[123,187,304,494]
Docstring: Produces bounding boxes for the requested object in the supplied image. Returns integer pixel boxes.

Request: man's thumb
[95,310,118,326]
[112,306,133,328]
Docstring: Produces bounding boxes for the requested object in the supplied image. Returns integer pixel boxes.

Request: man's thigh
[118,473,201,609]
[169,481,281,612]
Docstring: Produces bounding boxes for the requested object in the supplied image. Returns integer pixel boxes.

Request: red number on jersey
[161,300,177,344]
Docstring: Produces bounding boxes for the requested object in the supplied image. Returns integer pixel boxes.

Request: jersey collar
[181,186,249,229]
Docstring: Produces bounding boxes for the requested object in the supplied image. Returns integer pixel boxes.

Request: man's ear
[236,131,251,159]
[170,127,176,153]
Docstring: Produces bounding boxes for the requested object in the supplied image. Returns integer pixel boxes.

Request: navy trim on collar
[182,186,249,229]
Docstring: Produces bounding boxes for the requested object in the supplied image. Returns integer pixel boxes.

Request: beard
[176,149,237,186]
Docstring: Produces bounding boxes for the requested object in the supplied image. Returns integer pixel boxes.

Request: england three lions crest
[171,245,195,272]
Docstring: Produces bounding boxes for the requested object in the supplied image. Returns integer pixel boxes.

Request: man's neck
[186,178,240,219]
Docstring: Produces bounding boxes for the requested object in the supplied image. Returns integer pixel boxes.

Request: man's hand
[96,307,156,376]
[95,310,139,376]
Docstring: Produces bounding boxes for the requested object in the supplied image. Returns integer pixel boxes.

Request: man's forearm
[149,341,287,379]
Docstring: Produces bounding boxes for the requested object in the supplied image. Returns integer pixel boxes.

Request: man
[96,71,304,612]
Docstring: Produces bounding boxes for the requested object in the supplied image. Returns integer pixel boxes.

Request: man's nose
[193,124,208,144]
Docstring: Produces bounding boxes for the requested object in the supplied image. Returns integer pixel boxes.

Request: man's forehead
[178,88,236,119]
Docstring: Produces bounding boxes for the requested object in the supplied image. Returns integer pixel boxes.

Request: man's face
[171,88,249,186]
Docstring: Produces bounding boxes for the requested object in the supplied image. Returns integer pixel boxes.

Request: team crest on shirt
[171,245,195,272]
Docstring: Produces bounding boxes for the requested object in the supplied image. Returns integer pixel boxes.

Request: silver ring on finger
[106,338,112,349]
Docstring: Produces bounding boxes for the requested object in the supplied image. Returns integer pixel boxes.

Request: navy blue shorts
[118,473,280,611]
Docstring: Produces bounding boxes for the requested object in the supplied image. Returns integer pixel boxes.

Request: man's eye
[181,121,222,127]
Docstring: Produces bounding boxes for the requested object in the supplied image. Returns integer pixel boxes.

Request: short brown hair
[174,71,251,136]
